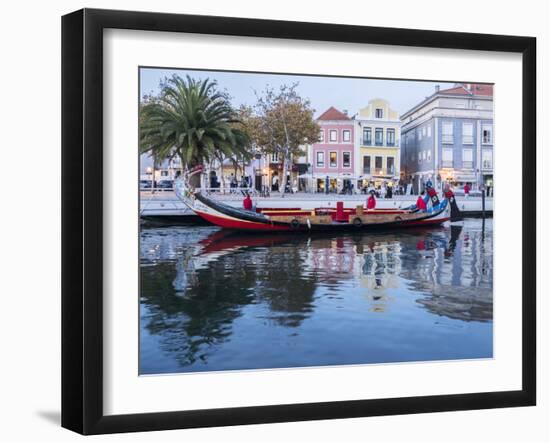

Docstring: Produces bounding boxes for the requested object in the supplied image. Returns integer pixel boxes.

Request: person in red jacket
[426,183,440,206]
[416,191,427,211]
[444,183,462,221]
[463,182,471,197]
[367,190,376,210]
[243,192,253,211]
[444,184,455,200]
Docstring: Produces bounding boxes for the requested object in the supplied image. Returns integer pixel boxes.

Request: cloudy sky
[140,67,455,118]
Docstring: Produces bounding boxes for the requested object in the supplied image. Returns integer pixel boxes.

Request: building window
[342,129,351,142]
[463,122,474,144]
[387,128,395,146]
[482,124,493,144]
[427,150,432,161]
[375,108,383,118]
[329,152,337,167]
[427,126,432,137]
[418,129,423,141]
[363,127,372,145]
[462,148,473,169]
[316,151,324,167]
[319,130,324,142]
[271,152,279,162]
[375,156,383,173]
[442,148,453,167]
[442,121,454,144]
[329,129,337,142]
[387,157,395,175]
[363,156,371,174]
[343,152,351,167]
[375,128,383,146]
[482,149,493,169]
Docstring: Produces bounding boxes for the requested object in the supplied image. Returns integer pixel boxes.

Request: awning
[454,175,477,182]
[311,174,359,180]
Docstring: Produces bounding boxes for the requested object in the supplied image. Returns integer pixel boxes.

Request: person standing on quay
[464,182,471,197]
[367,190,377,210]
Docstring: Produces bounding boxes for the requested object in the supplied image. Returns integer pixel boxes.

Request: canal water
[139,219,493,375]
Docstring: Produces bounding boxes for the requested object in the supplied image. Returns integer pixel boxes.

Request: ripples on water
[139,219,493,374]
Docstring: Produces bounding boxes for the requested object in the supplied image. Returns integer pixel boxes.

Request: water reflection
[140,219,493,374]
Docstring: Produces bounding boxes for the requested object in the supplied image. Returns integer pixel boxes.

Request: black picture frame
[62,8,536,435]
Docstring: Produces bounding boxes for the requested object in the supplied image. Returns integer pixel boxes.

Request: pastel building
[354,99,401,190]
[400,83,494,194]
[310,107,355,193]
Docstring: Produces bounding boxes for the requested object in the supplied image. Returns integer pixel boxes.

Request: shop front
[483,174,494,196]
[314,174,357,194]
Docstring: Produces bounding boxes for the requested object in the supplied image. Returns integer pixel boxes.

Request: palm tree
[139,75,251,186]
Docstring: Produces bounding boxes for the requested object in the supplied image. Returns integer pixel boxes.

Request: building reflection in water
[140,219,493,373]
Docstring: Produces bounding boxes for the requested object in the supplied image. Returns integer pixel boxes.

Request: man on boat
[367,189,376,210]
[243,192,253,211]
[416,191,427,211]
[425,182,440,206]
[444,183,462,221]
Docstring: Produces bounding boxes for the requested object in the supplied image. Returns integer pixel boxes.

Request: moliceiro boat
[174,170,451,232]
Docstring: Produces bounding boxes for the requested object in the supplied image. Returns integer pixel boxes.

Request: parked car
[156,180,174,190]
[140,179,153,190]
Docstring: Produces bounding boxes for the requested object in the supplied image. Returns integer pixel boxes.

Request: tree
[250,84,320,193]
[139,75,251,186]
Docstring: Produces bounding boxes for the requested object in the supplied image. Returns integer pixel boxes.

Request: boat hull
[174,179,451,232]
[191,195,449,232]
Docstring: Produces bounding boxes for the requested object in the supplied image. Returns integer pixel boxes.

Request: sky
[140,67,455,118]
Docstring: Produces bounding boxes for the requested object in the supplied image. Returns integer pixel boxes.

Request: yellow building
[355,99,401,191]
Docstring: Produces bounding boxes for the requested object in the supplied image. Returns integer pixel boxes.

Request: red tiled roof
[439,83,493,97]
[317,106,351,121]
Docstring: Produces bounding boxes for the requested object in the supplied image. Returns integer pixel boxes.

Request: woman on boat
[416,191,427,211]
[243,192,253,211]
[367,190,376,210]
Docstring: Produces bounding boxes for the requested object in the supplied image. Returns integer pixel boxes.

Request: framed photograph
[62,8,536,435]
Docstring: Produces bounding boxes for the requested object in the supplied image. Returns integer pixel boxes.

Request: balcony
[363,167,371,175]
[362,140,398,148]
[441,160,453,168]
[462,161,474,169]
[442,135,454,144]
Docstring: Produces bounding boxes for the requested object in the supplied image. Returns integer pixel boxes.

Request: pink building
[311,107,355,193]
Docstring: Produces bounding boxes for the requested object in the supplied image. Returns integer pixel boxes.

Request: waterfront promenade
[140,190,493,219]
